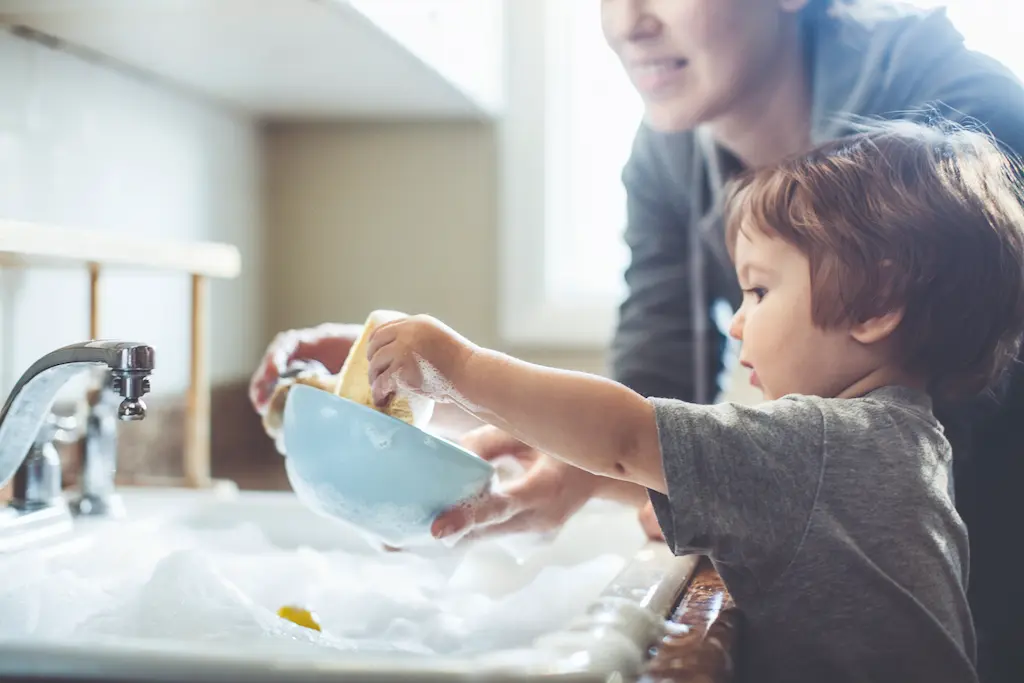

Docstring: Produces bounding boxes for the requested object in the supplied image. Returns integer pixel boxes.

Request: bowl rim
[283,383,495,476]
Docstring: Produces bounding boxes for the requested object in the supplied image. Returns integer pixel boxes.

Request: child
[364,120,1024,682]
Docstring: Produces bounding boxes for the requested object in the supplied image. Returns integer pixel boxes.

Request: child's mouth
[740,361,761,389]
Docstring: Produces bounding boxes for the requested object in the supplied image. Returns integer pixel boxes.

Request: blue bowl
[281,383,495,547]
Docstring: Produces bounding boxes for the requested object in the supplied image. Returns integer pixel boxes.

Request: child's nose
[728,309,745,341]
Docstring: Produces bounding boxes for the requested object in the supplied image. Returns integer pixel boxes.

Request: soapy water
[0,496,648,659]
[410,353,486,416]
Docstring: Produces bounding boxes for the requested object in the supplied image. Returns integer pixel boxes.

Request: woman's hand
[249,322,362,416]
[429,425,669,543]
[429,425,606,540]
[366,315,476,407]
[638,500,665,541]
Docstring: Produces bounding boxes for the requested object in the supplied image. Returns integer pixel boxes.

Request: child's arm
[368,315,826,580]
[366,316,667,493]
[457,349,667,493]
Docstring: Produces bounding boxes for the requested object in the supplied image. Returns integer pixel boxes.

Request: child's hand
[366,314,476,408]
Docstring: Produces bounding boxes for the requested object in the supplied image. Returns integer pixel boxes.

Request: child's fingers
[366,322,398,360]
[370,368,396,407]
[367,344,396,386]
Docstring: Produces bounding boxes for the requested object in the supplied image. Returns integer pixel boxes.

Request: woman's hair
[723,117,1024,400]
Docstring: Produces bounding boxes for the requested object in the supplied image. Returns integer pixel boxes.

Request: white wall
[0,30,264,400]
[265,121,610,378]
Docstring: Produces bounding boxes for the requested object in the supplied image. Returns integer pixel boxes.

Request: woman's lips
[628,58,687,96]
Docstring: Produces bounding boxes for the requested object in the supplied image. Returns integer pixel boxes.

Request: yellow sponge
[333,310,434,427]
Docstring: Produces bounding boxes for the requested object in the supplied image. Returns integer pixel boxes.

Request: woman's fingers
[431,489,519,540]
[459,425,535,462]
[638,500,665,541]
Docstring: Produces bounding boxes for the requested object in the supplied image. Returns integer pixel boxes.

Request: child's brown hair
[723,118,1024,399]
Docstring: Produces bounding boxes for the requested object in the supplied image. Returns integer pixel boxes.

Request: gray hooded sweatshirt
[608,4,1024,682]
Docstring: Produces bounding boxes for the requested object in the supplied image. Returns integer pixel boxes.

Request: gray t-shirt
[648,386,977,683]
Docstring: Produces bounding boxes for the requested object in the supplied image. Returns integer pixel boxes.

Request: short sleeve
[647,396,826,594]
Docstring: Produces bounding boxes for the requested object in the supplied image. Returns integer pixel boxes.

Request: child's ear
[850,308,904,345]
[852,260,903,344]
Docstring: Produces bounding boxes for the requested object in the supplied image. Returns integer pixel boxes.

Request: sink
[0,484,699,682]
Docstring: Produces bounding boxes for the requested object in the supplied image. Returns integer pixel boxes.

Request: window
[499,0,642,348]
[908,1,1024,74]
[499,0,1024,348]
[544,1,643,304]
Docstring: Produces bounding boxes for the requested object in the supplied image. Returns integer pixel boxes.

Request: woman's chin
[641,102,702,134]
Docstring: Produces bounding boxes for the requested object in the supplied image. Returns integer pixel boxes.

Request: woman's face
[601,0,809,132]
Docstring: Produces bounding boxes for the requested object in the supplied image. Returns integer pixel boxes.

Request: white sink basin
[0,484,698,682]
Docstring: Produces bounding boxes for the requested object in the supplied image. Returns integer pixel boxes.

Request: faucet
[0,340,153,552]
[70,371,127,517]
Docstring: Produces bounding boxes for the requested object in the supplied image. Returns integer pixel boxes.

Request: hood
[808,1,970,142]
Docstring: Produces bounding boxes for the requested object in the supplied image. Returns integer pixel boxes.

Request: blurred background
[0,0,1016,489]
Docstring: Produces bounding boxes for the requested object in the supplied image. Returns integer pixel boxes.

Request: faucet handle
[35,412,80,447]
[12,413,72,512]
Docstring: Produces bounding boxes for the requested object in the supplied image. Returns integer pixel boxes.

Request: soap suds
[363,423,399,450]
[285,459,439,548]
[412,354,487,415]
[379,352,482,424]
[432,479,528,550]
[387,373,435,429]
[0,499,649,659]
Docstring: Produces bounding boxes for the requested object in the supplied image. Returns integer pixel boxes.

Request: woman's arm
[611,126,721,405]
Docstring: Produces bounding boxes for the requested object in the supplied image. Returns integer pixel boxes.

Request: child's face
[729,225,878,400]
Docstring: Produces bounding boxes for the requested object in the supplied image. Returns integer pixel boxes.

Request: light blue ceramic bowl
[281,383,495,547]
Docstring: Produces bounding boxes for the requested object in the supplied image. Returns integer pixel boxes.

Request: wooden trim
[184,274,211,488]
[88,262,100,339]
[0,219,241,279]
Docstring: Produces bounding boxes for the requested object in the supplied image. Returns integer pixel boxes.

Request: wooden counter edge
[641,555,742,683]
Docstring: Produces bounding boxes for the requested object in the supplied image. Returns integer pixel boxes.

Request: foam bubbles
[285,458,438,548]
[0,500,648,659]
[414,354,486,414]
[363,422,398,450]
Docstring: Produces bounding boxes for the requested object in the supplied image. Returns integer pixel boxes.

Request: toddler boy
[365,120,1024,683]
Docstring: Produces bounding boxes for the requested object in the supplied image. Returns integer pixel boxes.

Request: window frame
[497,0,638,348]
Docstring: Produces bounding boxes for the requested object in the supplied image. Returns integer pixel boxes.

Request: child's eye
[743,287,767,302]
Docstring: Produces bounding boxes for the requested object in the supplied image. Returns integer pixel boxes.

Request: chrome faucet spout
[0,340,154,491]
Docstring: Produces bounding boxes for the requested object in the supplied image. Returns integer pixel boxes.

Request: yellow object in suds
[277,605,321,632]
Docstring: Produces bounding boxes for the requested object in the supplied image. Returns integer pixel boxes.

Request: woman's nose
[602,0,660,46]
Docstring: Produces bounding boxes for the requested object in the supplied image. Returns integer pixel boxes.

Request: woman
[251,1,1024,680]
